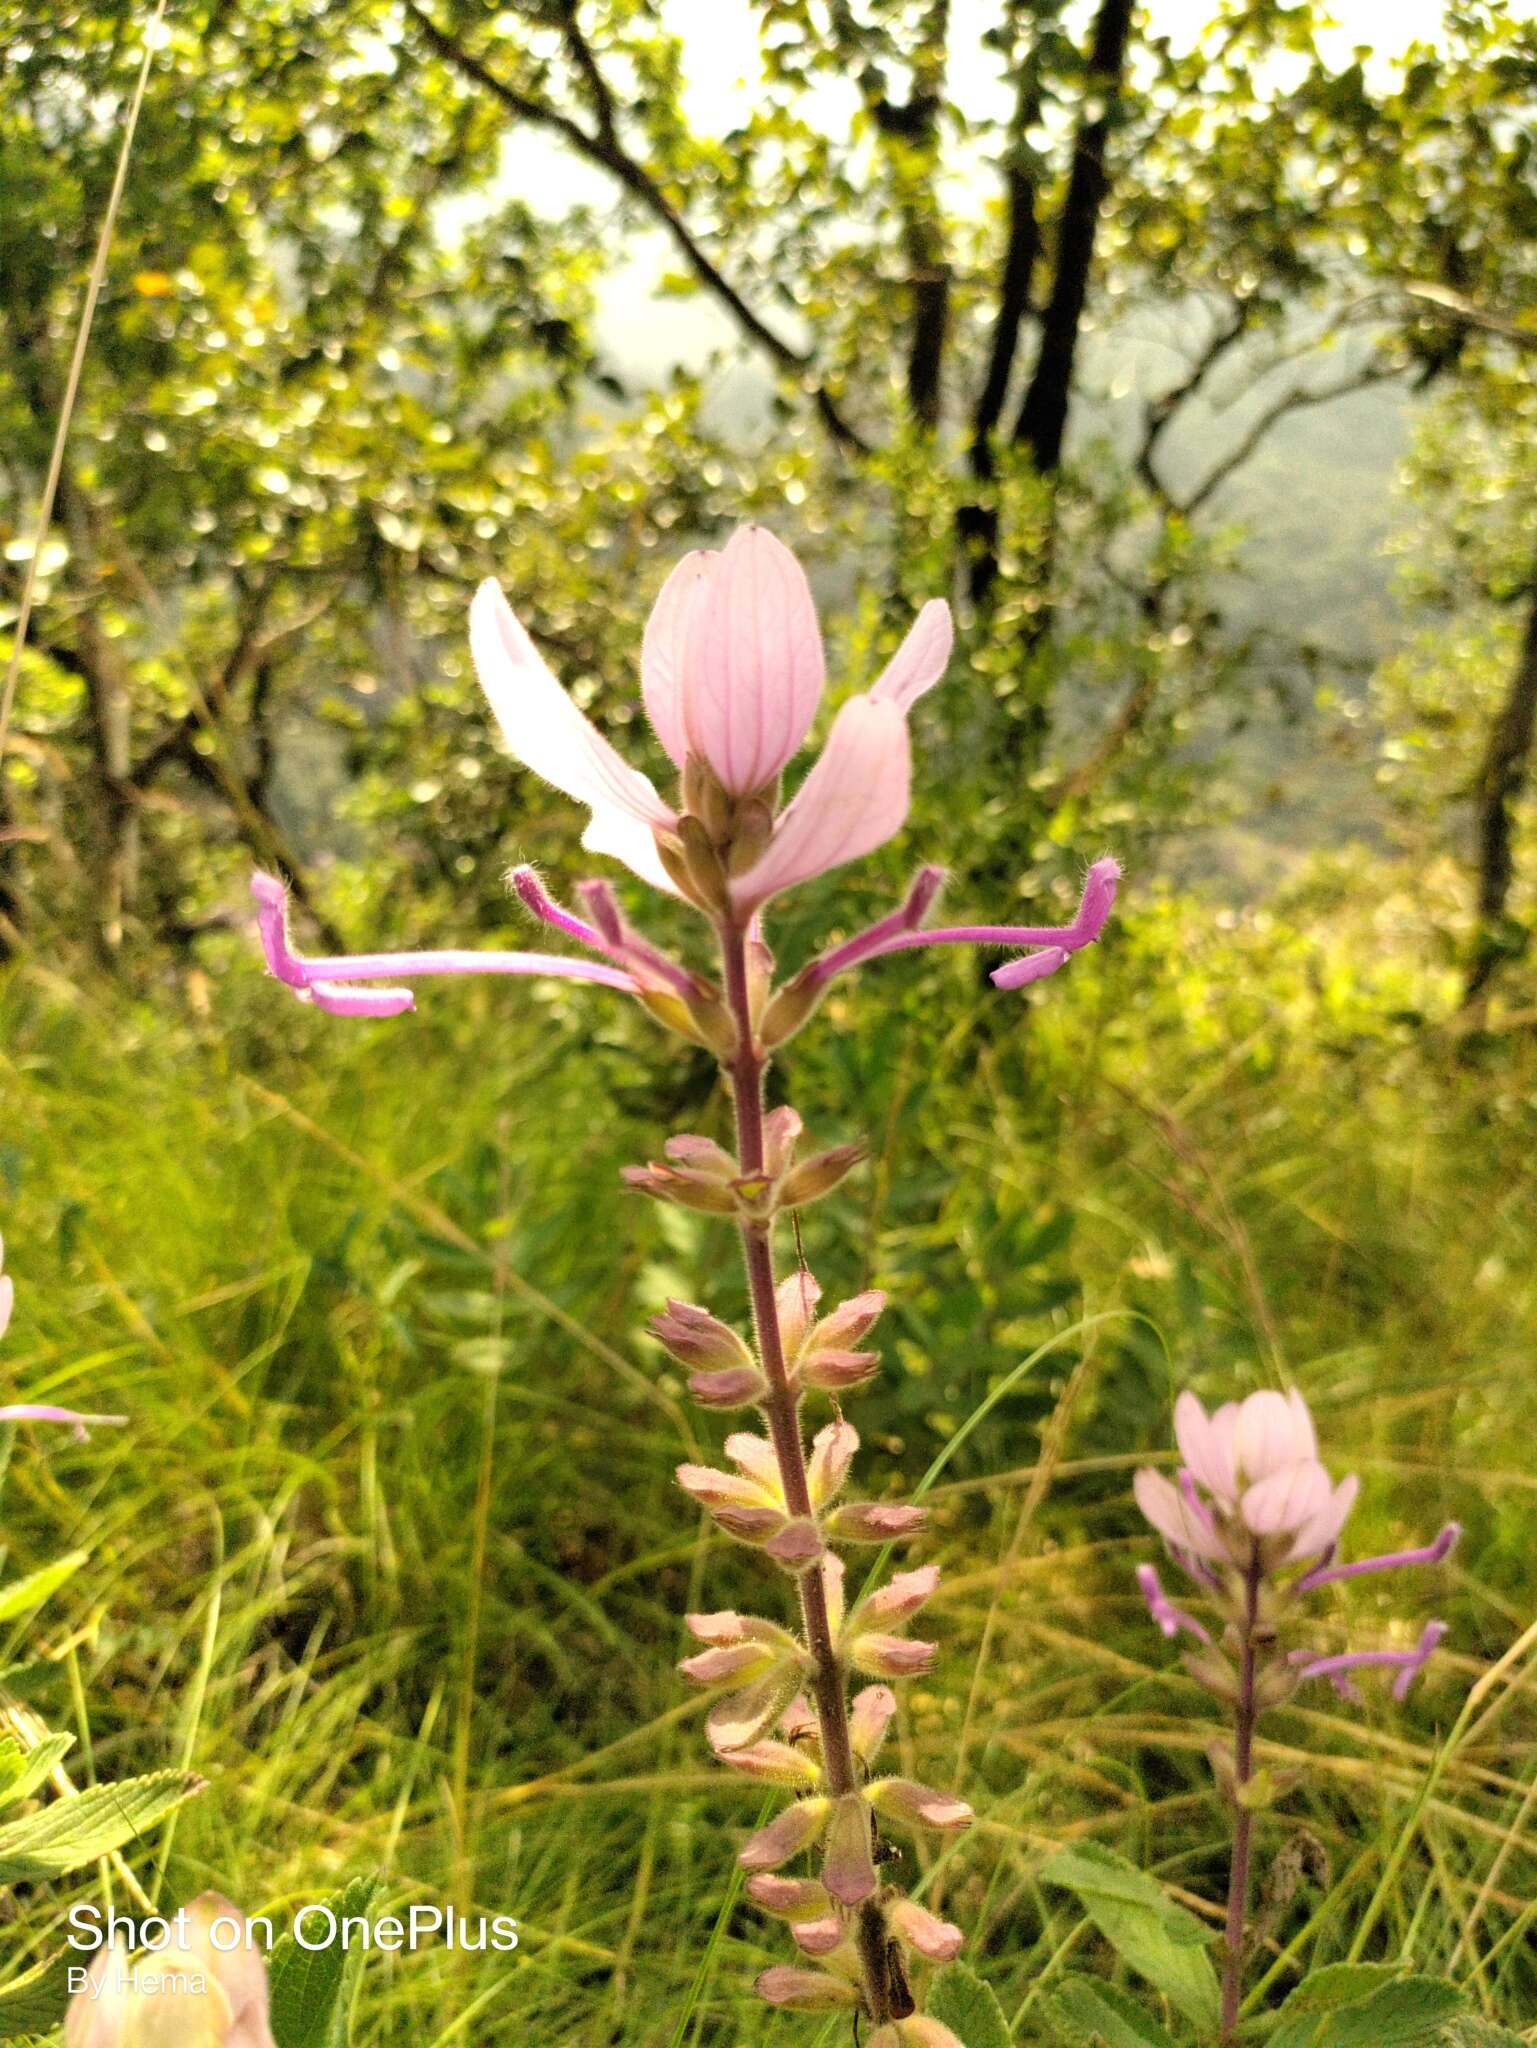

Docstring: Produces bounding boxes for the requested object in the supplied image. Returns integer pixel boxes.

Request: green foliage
[269,1876,382,2048]
[1042,1975,1180,2048]
[0,1767,202,1883]
[1039,1843,1219,2035]
[1271,1972,1500,2048]
[928,1961,1014,2048]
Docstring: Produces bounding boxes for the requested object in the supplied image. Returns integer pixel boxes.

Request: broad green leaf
[0,1949,74,2039]
[0,1769,203,1882]
[1272,1972,1468,2048]
[0,1733,74,1811]
[926,1961,1013,2048]
[1040,1843,1219,2036]
[269,1875,381,2048]
[1043,1974,1182,2047]
[1432,2020,1524,2046]
[0,1553,87,1624]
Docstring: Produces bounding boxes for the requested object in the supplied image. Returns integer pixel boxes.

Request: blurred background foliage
[2,0,1537,2042]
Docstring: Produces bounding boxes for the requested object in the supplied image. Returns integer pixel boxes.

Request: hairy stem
[1221,1557,1263,2043]
[718,918,884,2008]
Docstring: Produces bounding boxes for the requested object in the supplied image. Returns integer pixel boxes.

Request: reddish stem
[1221,1556,1263,2043]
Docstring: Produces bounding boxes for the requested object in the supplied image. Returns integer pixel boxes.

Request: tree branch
[403,0,868,451]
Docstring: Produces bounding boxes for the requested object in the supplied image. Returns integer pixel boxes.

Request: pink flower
[65,1894,276,2047]
[1135,1388,1358,1568]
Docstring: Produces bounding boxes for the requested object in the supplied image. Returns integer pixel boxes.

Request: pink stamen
[1297,1523,1460,1594]
[1137,1563,1214,1647]
[1295,1621,1447,1702]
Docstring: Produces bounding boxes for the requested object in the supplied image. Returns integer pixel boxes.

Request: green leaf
[0,1949,74,2039]
[1271,1972,1469,2048]
[0,1732,74,1811]
[1043,1974,1182,2047]
[1431,2020,1524,2046]
[926,1961,1013,2048]
[0,1552,87,1624]
[0,1769,203,1882]
[1040,1843,1219,2036]
[269,1875,381,2048]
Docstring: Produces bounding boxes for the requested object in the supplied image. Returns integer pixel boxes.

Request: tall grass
[2,866,1535,2042]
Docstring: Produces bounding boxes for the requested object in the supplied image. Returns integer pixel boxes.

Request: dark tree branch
[1466,536,1537,1004]
[1402,283,1537,354]
[403,0,868,450]
[1011,0,1136,475]
[1175,360,1395,518]
[1135,297,1252,501]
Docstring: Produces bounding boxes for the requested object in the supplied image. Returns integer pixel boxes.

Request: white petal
[470,579,675,830]
[580,806,679,894]
[869,599,953,712]
[732,697,911,911]
[642,550,715,769]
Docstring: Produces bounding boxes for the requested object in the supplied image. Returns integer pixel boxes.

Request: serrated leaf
[0,1949,74,2038]
[1043,1974,1181,2047]
[269,1875,381,2048]
[927,1961,1013,2048]
[0,1552,87,1623]
[0,1769,203,1882]
[1040,1843,1219,2036]
[0,1732,73,1811]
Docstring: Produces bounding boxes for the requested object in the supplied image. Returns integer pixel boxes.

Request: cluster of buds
[622,1110,865,1225]
[657,1272,971,2031]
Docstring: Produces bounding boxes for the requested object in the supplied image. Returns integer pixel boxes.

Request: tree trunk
[1010,0,1136,474]
[1466,540,1537,1003]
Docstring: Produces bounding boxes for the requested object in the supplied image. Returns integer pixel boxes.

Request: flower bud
[688,1365,770,1408]
[807,1420,859,1508]
[857,1565,940,1631]
[623,1165,738,1214]
[792,1916,846,1957]
[761,1104,804,1178]
[800,1349,881,1394]
[651,1301,752,1373]
[866,1777,973,1833]
[714,1738,821,1789]
[754,1966,859,2010]
[760,970,826,1049]
[765,1517,826,1570]
[746,1874,833,1922]
[706,1667,803,1753]
[676,813,733,914]
[867,2021,965,2048]
[827,1501,928,1543]
[850,1633,937,1679]
[776,1268,822,1356]
[779,1144,868,1210]
[888,1898,964,1962]
[808,1289,887,1351]
[739,1797,831,1872]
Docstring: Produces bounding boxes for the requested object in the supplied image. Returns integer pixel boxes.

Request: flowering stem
[1222,1557,1262,2044]
[718,918,885,2012]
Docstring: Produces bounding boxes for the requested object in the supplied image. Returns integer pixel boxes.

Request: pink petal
[732,696,912,911]
[1235,1389,1317,1482]
[868,599,953,712]
[641,549,715,768]
[676,1462,777,1510]
[678,1641,772,1687]
[0,1273,15,1345]
[1133,1467,1225,1562]
[851,1633,936,1678]
[470,581,676,881]
[1174,1391,1237,1505]
[810,1290,886,1351]
[827,1501,928,1543]
[1242,1458,1331,1539]
[681,526,825,795]
[777,1268,822,1355]
[1290,1472,1359,1562]
[579,805,679,894]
